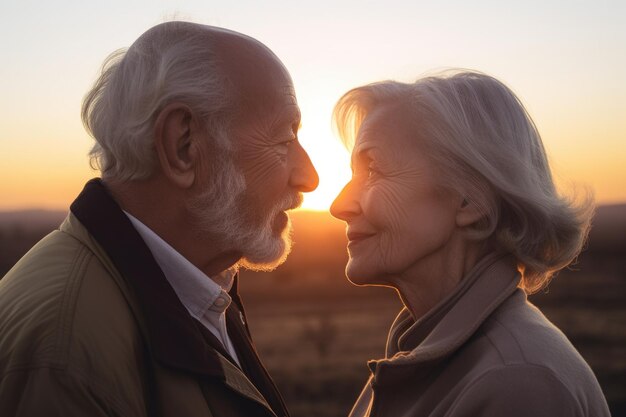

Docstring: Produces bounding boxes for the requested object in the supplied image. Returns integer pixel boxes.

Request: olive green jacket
[349,254,611,417]
[0,179,288,417]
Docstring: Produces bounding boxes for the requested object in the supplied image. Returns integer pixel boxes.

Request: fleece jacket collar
[368,253,521,381]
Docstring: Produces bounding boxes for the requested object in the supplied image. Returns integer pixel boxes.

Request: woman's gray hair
[82,22,235,181]
[334,70,594,293]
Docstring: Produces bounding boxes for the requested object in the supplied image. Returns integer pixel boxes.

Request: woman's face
[330,103,460,286]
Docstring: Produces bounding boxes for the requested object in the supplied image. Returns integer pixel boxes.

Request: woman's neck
[391,236,491,320]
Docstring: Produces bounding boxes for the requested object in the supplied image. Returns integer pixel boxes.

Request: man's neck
[104,177,242,278]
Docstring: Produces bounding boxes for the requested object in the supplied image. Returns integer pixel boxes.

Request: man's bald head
[135,22,293,97]
[210,26,295,115]
[82,21,294,181]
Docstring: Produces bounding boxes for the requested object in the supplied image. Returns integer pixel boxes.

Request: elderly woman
[330,71,610,417]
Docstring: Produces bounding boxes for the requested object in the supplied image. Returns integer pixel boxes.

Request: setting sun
[297,106,352,211]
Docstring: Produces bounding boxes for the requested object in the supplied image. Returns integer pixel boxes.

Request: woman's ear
[153,102,197,189]
[456,196,484,228]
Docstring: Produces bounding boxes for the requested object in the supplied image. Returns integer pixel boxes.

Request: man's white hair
[334,70,594,293]
[82,22,234,181]
[83,21,299,272]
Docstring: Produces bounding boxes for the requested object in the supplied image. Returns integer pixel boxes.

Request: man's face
[229,82,319,270]
[187,33,319,271]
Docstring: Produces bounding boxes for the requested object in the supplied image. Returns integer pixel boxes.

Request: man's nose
[330,181,360,221]
[289,143,319,192]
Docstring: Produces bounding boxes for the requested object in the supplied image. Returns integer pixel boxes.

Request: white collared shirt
[125,212,240,366]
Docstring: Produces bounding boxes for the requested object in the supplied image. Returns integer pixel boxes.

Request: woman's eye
[367,166,379,179]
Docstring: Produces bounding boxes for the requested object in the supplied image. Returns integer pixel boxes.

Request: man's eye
[278,139,295,148]
[275,139,294,156]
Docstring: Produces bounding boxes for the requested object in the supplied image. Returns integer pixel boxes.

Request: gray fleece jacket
[349,253,610,417]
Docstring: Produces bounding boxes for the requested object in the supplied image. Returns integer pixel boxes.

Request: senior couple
[0,22,610,417]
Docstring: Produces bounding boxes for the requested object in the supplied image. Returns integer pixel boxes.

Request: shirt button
[214,297,227,308]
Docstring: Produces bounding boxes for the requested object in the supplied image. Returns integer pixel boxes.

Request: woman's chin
[345,261,377,286]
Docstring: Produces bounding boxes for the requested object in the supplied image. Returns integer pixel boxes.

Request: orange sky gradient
[1,1,625,211]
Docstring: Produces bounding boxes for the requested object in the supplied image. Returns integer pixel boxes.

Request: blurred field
[1,205,625,416]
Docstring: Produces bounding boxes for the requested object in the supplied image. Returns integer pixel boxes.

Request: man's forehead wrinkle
[283,85,297,97]
[264,104,300,137]
[283,103,301,122]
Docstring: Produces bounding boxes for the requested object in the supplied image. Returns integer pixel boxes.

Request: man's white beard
[187,155,301,272]
[236,191,302,272]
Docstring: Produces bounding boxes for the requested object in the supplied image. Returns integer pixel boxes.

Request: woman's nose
[330,181,361,221]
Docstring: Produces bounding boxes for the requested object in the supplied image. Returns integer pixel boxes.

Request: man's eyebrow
[290,107,302,123]
[271,106,300,132]
[283,107,301,129]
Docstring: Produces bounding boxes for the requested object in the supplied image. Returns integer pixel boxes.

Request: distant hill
[3,203,623,298]
[589,204,626,253]
[0,209,67,232]
[0,203,624,252]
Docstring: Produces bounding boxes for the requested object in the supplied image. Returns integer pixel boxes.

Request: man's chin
[234,200,297,271]
[239,243,290,272]
[238,227,293,272]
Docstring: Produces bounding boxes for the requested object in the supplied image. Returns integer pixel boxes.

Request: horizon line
[1,203,626,215]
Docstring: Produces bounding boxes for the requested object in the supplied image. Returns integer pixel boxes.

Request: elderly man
[0,22,318,417]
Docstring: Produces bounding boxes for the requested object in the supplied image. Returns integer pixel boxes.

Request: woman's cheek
[364,182,411,232]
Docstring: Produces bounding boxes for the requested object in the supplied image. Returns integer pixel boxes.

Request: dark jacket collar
[70,178,227,377]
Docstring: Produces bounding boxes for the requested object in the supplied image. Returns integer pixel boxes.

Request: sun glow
[293,91,353,212]
[298,128,352,211]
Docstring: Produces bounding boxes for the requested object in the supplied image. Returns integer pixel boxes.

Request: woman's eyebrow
[358,145,381,160]
[350,146,379,173]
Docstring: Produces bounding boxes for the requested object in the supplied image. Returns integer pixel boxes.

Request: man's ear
[153,102,197,188]
[455,196,484,228]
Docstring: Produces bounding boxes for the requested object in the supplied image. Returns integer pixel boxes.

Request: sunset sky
[1,0,624,211]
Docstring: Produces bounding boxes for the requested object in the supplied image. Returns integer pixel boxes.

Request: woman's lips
[347,231,376,244]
